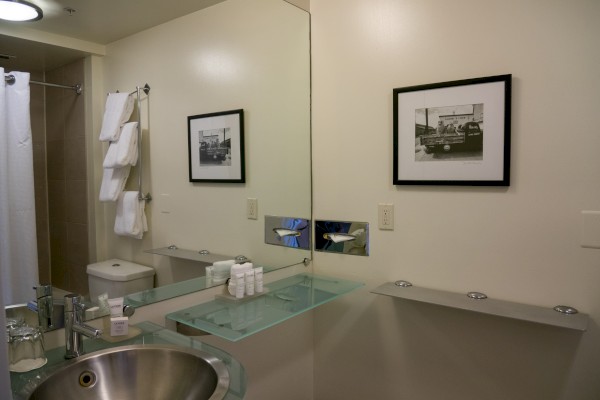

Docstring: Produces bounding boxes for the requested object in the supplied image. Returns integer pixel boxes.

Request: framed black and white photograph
[393,75,511,186]
[188,109,245,183]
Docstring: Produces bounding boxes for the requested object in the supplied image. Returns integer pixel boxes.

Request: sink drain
[79,371,97,388]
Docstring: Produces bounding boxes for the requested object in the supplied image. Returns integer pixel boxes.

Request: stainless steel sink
[25,344,230,400]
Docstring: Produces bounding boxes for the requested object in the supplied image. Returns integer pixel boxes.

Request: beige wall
[311,1,600,399]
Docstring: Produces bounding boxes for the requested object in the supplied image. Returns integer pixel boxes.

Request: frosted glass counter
[123,264,279,307]
[167,273,364,342]
[11,321,246,400]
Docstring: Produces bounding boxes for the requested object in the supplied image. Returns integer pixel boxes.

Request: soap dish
[100,325,142,343]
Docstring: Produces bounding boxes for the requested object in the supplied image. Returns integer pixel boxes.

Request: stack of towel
[97,92,147,239]
[114,191,148,239]
[103,122,139,168]
[99,93,135,142]
[99,166,131,202]
[99,93,135,203]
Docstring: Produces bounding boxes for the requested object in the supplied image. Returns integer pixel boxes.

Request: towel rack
[133,84,151,202]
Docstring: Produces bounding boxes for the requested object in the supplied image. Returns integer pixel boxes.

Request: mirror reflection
[0,0,311,317]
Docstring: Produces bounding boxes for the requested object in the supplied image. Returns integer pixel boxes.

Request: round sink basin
[26,344,230,400]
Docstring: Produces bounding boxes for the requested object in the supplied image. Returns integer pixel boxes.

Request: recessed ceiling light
[0,0,43,22]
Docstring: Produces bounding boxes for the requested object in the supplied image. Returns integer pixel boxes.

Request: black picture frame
[188,109,245,183]
[393,75,511,186]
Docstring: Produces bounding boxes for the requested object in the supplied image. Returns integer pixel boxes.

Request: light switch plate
[247,198,258,220]
[159,193,171,214]
[581,211,600,249]
[378,203,394,230]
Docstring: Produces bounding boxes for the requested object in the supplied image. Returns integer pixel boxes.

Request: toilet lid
[87,259,155,281]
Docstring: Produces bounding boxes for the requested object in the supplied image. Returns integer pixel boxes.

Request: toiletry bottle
[205,266,214,288]
[254,267,264,293]
[235,273,245,299]
[245,270,255,296]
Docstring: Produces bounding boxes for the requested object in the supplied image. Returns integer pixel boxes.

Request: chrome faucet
[64,294,102,359]
[34,284,54,331]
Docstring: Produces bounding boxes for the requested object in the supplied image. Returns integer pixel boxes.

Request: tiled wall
[30,71,50,284]
[41,59,89,295]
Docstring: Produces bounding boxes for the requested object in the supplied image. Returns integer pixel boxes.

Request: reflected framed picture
[393,75,511,186]
[188,109,245,183]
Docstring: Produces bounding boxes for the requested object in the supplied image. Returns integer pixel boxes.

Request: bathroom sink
[24,344,230,400]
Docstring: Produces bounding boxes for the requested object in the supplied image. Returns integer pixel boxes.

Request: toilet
[87,259,155,301]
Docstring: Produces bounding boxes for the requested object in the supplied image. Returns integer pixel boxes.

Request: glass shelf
[167,273,364,342]
[145,246,234,264]
[372,282,589,331]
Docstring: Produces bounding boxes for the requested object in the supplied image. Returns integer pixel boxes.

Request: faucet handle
[34,284,52,299]
[123,304,135,317]
[64,294,84,313]
[34,284,54,331]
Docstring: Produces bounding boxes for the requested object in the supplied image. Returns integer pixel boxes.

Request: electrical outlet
[378,203,394,230]
[247,198,258,220]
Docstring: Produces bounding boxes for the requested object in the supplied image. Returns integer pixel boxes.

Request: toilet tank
[87,259,155,301]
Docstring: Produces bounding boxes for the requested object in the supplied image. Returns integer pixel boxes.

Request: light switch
[581,211,600,249]
[247,198,258,220]
[160,193,172,214]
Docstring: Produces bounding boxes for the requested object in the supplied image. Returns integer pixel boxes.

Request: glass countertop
[167,273,364,342]
[123,264,281,307]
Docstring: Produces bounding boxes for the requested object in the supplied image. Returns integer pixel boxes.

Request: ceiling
[0,0,226,71]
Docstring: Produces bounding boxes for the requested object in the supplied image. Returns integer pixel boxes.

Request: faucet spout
[72,323,102,338]
[64,294,102,359]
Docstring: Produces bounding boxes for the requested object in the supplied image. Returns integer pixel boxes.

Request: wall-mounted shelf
[371,282,589,331]
[145,246,234,264]
[167,273,364,341]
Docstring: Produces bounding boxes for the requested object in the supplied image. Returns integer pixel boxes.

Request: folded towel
[114,191,148,239]
[103,122,139,168]
[99,166,131,202]
[99,93,134,142]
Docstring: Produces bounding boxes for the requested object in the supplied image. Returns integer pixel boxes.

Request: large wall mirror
[0,0,311,312]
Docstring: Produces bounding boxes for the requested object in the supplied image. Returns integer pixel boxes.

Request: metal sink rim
[24,343,230,400]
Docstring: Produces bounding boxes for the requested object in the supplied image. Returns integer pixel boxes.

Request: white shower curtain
[0,69,39,305]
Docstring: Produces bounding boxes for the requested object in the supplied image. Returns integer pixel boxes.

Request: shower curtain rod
[4,74,82,95]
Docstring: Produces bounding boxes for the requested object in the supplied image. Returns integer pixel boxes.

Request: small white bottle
[235,273,245,299]
[205,266,214,288]
[254,267,264,293]
[245,270,255,296]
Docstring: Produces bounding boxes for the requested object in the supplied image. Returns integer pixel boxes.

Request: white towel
[114,191,148,239]
[99,93,134,142]
[99,166,131,202]
[103,122,139,168]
